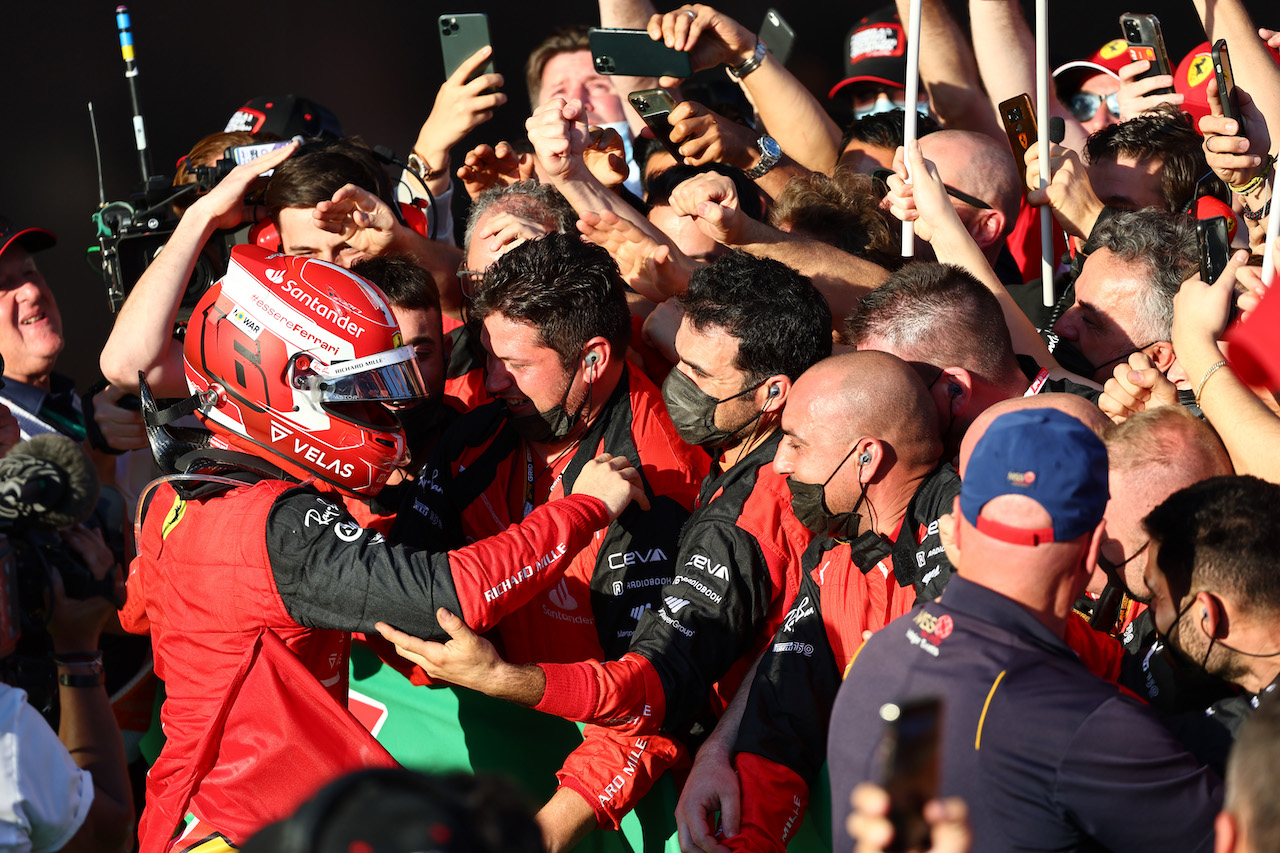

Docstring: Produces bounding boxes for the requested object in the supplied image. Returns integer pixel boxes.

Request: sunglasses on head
[1068,91,1121,122]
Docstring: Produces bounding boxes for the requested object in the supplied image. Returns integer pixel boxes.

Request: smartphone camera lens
[442,18,458,35]
[1009,107,1022,121]
[1124,21,1139,40]
[634,98,648,111]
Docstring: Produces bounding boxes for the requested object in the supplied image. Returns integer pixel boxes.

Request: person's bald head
[959,393,1108,476]
[1101,405,1233,601]
[918,130,1022,245]
[800,351,942,467]
[777,351,943,521]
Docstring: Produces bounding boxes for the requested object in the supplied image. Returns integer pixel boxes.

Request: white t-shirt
[0,684,94,853]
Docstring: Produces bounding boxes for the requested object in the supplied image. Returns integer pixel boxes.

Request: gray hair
[1089,209,1197,342]
[462,181,576,255]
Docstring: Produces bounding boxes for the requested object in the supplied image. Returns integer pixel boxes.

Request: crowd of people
[3,0,1280,851]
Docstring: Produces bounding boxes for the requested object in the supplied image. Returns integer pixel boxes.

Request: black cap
[829,7,908,100]
[225,95,344,139]
[0,215,56,258]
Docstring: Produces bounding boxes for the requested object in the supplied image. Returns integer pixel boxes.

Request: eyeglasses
[456,268,485,297]
[1067,91,1120,123]
[871,169,993,211]
[1097,539,1149,575]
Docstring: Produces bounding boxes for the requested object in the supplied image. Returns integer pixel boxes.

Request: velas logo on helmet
[1006,470,1036,487]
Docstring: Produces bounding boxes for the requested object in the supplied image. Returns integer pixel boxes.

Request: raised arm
[668,172,888,328]
[895,0,1005,141]
[968,0,1089,153]
[1193,0,1280,126]
[100,141,299,396]
[649,5,843,172]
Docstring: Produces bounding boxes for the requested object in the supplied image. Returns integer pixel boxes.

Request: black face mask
[661,368,765,448]
[787,444,863,539]
[510,368,590,444]
[1042,332,1099,378]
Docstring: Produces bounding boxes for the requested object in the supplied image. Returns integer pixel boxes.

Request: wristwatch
[407,151,444,182]
[744,136,781,179]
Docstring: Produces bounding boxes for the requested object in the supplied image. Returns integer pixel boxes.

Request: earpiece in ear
[858,451,872,465]
[585,352,600,367]
[768,384,781,398]
[948,383,961,398]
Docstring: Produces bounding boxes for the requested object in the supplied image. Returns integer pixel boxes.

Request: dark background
[1,0,1264,388]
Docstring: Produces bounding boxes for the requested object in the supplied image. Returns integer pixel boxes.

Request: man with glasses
[444,181,578,411]
[915,130,1026,284]
[1054,40,1129,136]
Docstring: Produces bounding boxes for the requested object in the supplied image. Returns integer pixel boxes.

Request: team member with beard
[390,233,707,851]
[381,253,830,850]
[719,351,961,853]
[121,246,647,853]
[1140,476,1280,753]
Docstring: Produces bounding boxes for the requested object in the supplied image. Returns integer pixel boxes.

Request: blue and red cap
[961,409,1109,546]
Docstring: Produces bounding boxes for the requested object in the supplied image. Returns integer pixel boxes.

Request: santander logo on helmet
[184,245,425,497]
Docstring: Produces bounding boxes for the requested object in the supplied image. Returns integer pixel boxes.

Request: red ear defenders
[248,200,431,252]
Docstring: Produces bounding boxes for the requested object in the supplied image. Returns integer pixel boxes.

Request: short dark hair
[525,25,590,109]
[840,108,941,153]
[1225,697,1280,853]
[844,262,1018,387]
[351,255,440,314]
[264,139,391,222]
[770,167,899,267]
[1084,104,1217,213]
[679,251,832,384]
[463,181,577,255]
[473,233,631,368]
[1143,475,1280,616]
[1089,209,1198,341]
[645,163,766,222]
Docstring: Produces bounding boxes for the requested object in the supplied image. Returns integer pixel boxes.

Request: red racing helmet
[184,245,425,496]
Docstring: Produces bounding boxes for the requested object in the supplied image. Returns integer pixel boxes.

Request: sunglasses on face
[1068,91,1121,122]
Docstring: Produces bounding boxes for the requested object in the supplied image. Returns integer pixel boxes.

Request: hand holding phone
[1119,13,1175,95]
[628,89,684,160]
[999,94,1038,171]
[879,698,943,853]
[590,27,693,79]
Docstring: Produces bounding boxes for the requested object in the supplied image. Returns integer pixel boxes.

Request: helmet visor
[310,345,427,404]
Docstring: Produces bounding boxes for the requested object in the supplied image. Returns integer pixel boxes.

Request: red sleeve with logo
[727,752,808,853]
[536,653,667,734]
[554,725,686,830]
[448,494,612,632]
